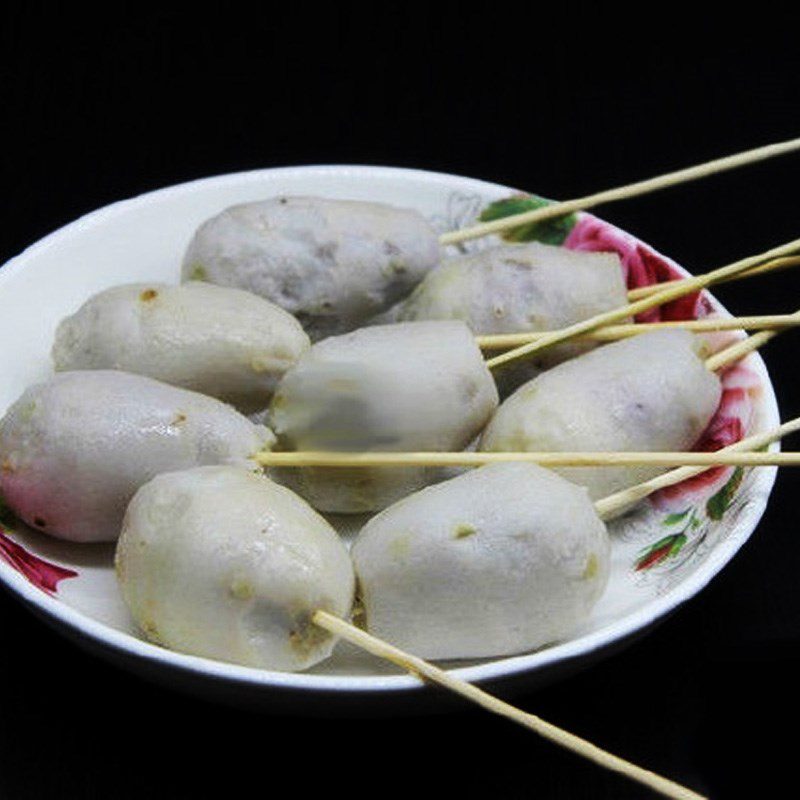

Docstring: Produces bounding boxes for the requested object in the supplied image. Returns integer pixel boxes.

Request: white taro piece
[116,466,354,672]
[0,371,273,543]
[269,321,499,513]
[181,196,441,340]
[480,330,722,502]
[52,282,310,413]
[352,463,610,660]
[382,242,628,389]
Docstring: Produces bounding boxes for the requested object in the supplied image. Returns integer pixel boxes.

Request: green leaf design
[479,195,578,245]
[663,509,691,526]
[706,466,745,521]
[635,532,688,571]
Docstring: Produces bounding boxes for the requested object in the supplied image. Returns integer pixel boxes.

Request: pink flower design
[565,215,714,322]
[0,526,77,594]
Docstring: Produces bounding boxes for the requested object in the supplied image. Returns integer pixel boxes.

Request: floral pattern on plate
[0,526,77,594]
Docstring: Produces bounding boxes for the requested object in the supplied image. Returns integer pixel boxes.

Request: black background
[2,7,799,798]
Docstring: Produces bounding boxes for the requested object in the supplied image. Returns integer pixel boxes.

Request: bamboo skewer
[312,610,704,800]
[627,255,800,301]
[704,329,779,372]
[258,450,800,469]
[484,239,800,370]
[439,136,800,246]
[476,312,800,350]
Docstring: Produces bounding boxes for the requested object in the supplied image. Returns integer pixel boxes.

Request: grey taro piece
[352,462,610,660]
[0,371,274,543]
[381,241,629,392]
[480,329,722,506]
[181,196,441,340]
[52,281,310,413]
[269,320,499,514]
[116,466,355,672]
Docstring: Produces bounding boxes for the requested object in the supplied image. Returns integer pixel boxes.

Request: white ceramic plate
[0,165,778,706]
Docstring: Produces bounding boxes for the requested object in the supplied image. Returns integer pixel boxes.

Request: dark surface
[2,8,799,798]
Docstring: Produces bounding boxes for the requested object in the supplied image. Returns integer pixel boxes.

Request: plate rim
[0,163,780,693]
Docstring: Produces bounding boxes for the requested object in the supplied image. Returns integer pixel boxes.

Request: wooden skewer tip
[312,610,705,800]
